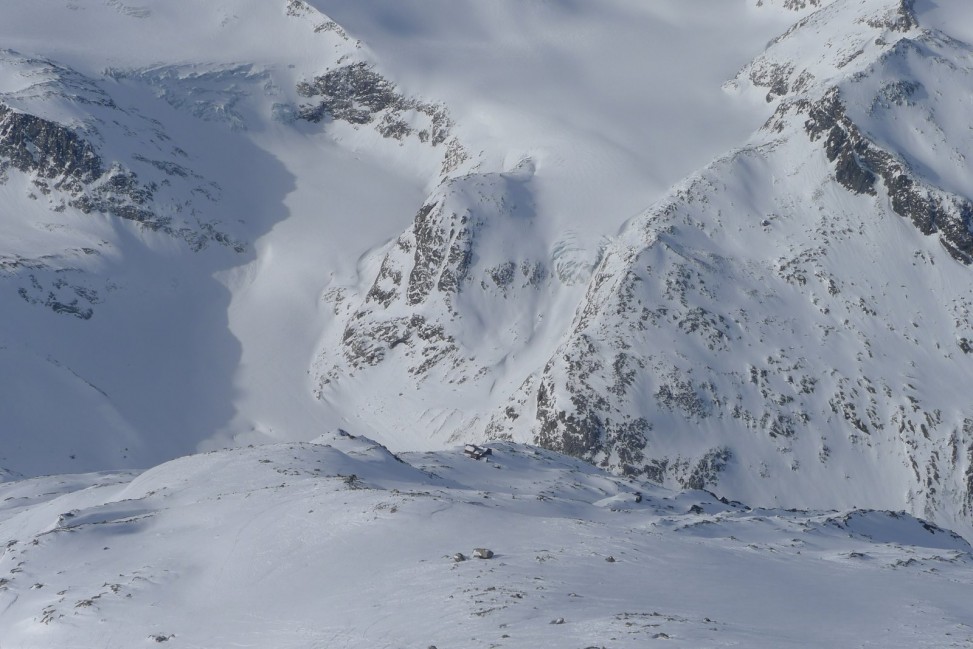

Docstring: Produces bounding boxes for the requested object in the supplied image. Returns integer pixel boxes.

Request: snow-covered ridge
[742,0,973,263]
[0,434,970,648]
[741,0,918,100]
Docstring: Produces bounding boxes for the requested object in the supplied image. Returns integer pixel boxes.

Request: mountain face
[487,0,973,533]
[2,0,973,540]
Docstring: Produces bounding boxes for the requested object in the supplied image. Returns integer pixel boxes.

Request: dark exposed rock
[0,102,243,253]
[833,149,877,196]
[488,261,517,291]
[874,80,921,109]
[535,374,606,460]
[682,448,732,490]
[366,257,404,308]
[865,0,917,32]
[285,0,312,17]
[405,203,445,305]
[0,105,103,189]
[803,90,973,263]
[964,419,973,516]
[782,0,824,10]
[318,170,549,390]
[533,338,656,478]
[314,21,351,39]
[654,374,712,420]
[749,62,795,103]
[18,274,98,320]
[754,0,824,9]
[338,313,459,374]
[401,199,479,307]
[298,62,403,124]
[298,62,454,148]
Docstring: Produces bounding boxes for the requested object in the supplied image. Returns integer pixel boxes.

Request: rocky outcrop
[0,105,102,190]
[750,6,973,264]
[755,0,828,10]
[298,62,458,155]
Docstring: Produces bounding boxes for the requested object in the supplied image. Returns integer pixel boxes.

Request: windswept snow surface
[1,434,971,648]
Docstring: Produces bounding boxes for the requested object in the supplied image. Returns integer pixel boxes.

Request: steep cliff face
[480,0,973,533]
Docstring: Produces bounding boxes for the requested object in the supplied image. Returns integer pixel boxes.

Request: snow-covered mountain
[311,0,973,538]
[480,0,973,535]
[0,1,794,465]
[2,433,971,648]
[3,0,973,541]
[4,1,973,642]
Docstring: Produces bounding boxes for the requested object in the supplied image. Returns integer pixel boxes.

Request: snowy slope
[1,434,971,648]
